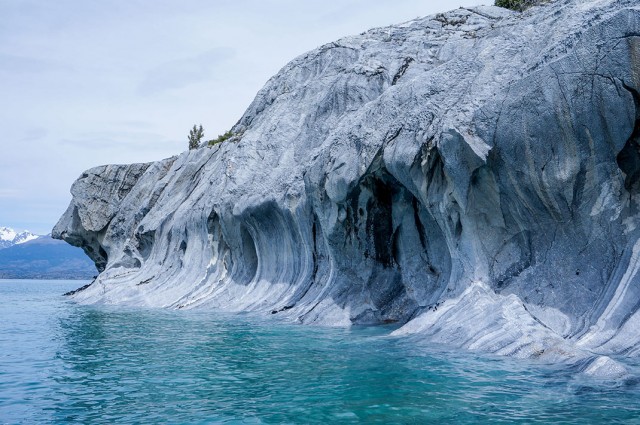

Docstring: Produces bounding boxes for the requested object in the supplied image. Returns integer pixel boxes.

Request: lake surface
[1,279,640,424]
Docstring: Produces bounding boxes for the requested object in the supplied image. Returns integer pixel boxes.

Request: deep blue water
[1,280,640,424]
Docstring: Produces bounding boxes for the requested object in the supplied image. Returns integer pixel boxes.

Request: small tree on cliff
[188,124,204,150]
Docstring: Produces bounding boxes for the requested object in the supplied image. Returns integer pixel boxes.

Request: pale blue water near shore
[1,280,640,424]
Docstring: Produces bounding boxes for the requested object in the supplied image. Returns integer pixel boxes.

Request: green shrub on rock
[495,0,548,11]
[207,130,234,147]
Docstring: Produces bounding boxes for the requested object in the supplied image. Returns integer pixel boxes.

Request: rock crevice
[54,0,640,376]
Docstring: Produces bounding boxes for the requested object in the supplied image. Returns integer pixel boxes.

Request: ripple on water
[1,280,640,424]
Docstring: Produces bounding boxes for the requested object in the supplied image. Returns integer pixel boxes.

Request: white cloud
[138,47,236,96]
[0,189,22,199]
[0,0,484,233]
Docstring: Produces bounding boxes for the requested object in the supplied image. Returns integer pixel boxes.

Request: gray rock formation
[54,0,640,377]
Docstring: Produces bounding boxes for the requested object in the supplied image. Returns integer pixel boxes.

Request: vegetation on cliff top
[494,0,549,11]
[207,130,234,147]
[188,124,204,150]
[187,125,240,150]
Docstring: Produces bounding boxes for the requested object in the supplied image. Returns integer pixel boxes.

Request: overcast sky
[0,0,483,234]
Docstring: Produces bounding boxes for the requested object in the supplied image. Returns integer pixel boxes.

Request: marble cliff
[54,0,640,376]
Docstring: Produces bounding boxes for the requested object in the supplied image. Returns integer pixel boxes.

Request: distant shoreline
[0,278,93,281]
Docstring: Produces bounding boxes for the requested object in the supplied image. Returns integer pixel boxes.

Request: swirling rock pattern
[54,0,640,376]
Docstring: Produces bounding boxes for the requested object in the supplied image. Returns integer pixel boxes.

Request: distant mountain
[0,226,39,249]
[0,235,96,279]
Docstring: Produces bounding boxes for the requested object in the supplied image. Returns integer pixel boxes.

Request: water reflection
[2,281,640,424]
[51,305,640,423]
[54,307,416,422]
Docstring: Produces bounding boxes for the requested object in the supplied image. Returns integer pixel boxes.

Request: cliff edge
[54,0,640,376]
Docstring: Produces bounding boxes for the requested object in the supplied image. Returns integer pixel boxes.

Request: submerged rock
[54,0,640,373]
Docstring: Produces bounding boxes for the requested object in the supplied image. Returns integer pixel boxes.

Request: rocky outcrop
[54,0,640,376]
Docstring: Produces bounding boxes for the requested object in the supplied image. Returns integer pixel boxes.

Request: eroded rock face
[54,0,640,374]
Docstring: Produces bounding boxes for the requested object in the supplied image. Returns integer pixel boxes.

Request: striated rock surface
[54,0,640,376]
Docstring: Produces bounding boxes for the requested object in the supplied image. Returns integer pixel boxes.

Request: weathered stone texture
[54,0,640,376]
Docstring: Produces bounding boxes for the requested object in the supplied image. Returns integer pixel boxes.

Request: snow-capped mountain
[0,235,95,279]
[0,227,40,249]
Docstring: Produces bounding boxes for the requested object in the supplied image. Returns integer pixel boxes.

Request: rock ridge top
[55,0,640,377]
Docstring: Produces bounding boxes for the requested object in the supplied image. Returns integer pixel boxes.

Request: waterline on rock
[1,280,640,424]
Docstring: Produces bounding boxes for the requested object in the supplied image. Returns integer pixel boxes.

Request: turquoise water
[1,280,640,424]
